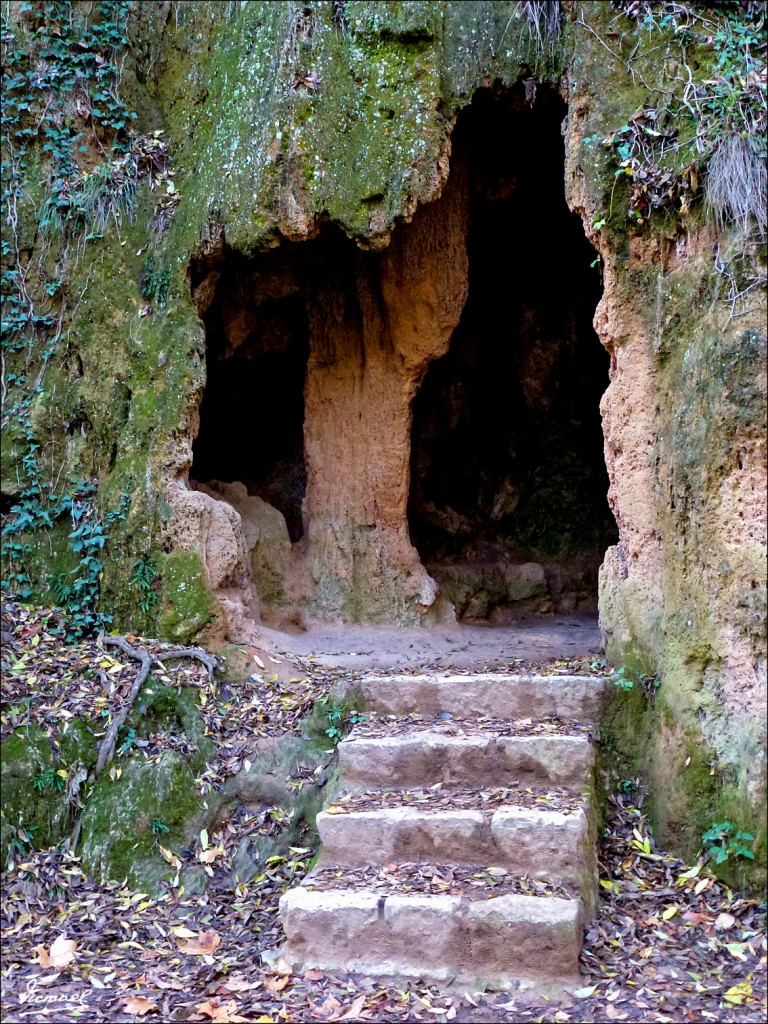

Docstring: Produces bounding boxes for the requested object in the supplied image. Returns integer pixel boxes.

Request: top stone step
[348,673,609,723]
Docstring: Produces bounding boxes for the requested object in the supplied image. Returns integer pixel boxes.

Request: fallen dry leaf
[177,929,221,955]
[715,911,736,929]
[159,845,182,870]
[265,975,291,992]
[198,845,224,864]
[123,995,157,1016]
[36,934,77,969]
[216,974,262,993]
[338,994,367,1021]
[195,996,249,1022]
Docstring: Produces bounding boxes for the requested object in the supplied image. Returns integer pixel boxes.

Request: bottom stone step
[279,885,583,990]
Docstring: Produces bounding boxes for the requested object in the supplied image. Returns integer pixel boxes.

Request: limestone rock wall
[1,1,765,874]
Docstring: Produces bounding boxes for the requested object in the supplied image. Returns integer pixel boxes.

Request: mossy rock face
[158,550,216,644]
[1,725,70,856]
[58,719,100,769]
[600,681,767,894]
[80,750,205,889]
[124,681,214,775]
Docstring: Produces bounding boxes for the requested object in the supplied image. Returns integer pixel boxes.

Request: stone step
[338,725,594,791]
[346,673,609,723]
[280,881,583,990]
[316,793,595,897]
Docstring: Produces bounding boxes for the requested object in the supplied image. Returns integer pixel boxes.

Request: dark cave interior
[407,85,618,618]
[189,247,313,543]
[189,82,617,620]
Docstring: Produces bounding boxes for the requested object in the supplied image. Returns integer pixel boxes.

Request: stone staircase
[279,672,607,991]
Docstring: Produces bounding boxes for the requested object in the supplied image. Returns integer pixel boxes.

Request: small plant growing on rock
[702,822,755,865]
[130,558,159,614]
[319,696,366,745]
[613,666,634,691]
[33,768,65,794]
[6,824,38,862]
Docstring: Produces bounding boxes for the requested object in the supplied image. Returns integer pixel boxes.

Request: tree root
[94,634,219,778]
[68,634,219,853]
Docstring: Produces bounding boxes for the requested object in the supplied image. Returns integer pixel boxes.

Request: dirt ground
[259,614,603,672]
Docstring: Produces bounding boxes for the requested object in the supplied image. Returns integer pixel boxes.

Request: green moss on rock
[80,750,204,888]
[158,550,215,643]
[1,725,70,856]
[125,681,214,775]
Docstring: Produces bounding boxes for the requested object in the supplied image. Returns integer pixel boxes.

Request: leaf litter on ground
[1,603,765,1022]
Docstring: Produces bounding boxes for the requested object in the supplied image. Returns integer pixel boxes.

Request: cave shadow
[408,84,618,622]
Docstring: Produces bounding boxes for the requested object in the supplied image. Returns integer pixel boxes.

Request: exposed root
[68,634,218,852]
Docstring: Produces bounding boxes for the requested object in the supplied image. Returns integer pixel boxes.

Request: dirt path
[260,615,602,672]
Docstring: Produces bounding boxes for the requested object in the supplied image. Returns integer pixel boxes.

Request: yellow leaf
[323,805,347,815]
[56,769,68,779]
[662,906,677,920]
[253,655,265,669]
[170,925,197,938]
[724,981,752,1004]
[599,879,614,890]
[158,845,182,869]
[200,828,209,850]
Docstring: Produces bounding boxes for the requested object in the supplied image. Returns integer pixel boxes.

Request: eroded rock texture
[2,1,765,876]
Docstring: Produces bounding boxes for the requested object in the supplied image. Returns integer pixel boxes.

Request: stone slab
[316,804,593,894]
[279,886,582,988]
[338,731,594,791]
[350,673,608,722]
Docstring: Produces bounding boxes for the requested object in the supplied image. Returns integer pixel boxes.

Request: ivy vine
[1,2,179,632]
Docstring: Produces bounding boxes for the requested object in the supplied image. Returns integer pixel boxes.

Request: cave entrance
[189,246,310,542]
[408,86,618,622]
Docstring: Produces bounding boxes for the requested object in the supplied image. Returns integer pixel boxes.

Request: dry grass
[501,0,562,61]
[706,132,767,238]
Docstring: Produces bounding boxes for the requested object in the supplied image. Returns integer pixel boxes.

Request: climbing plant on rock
[0,1,179,626]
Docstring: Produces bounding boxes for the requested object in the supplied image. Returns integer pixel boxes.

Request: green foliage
[318,696,367,745]
[130,558,159,614]
[150,818,169,837]
[1,0,136,411]
[586,2,766,234]
[6,824,39,861]
[139,254,171,308]
[118,727,138,756]
[701,821,756,865]
[32,767,65,794]
[614,665,634,691]
[46,488,130,640]
[0,4,177,631]
[613,665,660,701]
